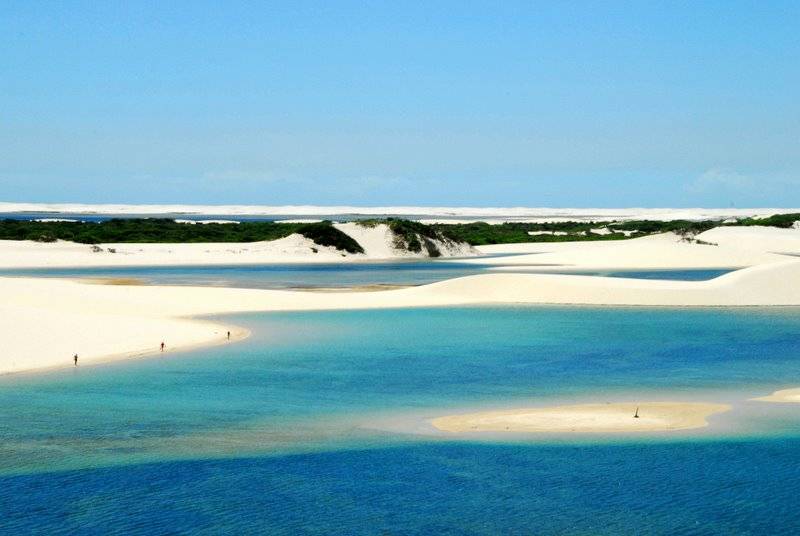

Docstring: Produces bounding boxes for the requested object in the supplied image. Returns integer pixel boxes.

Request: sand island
[752,388,800,403]
[431,402,732,434]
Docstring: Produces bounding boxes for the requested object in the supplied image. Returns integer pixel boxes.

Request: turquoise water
[0,263,732,289]
[2,306,800,533]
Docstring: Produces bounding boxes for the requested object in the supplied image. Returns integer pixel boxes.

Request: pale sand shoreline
[1,226,799,375]
[751,388,800,403]
[18,324,253,378]
[430,402,732,433]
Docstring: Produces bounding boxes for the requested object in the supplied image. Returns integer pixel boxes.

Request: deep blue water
[3,440,800,535]
[0,263,732,289]
[2,306,800,533]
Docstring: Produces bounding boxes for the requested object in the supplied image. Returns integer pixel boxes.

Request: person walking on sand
[73,354,78,366]
[160,341,165,352]
[227,330,231,341]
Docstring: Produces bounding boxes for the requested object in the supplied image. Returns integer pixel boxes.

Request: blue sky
[1,1,798,207]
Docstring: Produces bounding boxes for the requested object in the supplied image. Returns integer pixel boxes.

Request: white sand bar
[751,388,800,403]
[431,402,732,433]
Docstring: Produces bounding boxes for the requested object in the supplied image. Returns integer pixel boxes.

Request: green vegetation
[385,219,443,257]
[428,222,634,246]
[1,212,798,251]
[608,219,717,235]
[0,218,364,254]
[734,213,800,228]
[431,214,799,246]
[294,222,363,254]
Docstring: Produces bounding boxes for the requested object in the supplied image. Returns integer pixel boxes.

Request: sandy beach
[430,402,732,433]
[2,226,799,374]
[751,388,800,403]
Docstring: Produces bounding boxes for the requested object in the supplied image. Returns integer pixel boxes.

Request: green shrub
[296,222,364,254]
[3,212,798,250]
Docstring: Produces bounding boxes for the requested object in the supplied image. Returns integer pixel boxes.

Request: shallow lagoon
[2,306,800,533]
[0,262,732,289]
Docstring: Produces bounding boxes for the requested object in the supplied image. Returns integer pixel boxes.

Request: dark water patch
[3,440,800,534]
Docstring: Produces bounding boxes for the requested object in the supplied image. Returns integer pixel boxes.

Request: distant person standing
[227,330,231,340]
[160,341,165,352]
[73,354,78,366]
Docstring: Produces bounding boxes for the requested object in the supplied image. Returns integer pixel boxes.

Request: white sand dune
[0,234,354,268]
[430,402,731,433]
[333,222,477,258]
[0,222,475,269]
[699,226,800,256]
[473,227,799,270]
[334,222,400,258]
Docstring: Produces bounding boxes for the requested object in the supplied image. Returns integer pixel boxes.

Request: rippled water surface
[2,306,800,533]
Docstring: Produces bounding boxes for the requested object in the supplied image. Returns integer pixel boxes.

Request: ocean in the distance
[2,306,800,534]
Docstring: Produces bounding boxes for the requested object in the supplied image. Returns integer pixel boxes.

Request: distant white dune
[174,219,240,225]
[1,202,798,223]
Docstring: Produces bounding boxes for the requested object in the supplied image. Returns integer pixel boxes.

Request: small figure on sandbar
[73,354,78,366]
[160,341,165,352]
[633,406,640,419]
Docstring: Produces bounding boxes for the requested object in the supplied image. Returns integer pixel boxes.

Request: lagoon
[2,306,800,532]
[0,263,733,290]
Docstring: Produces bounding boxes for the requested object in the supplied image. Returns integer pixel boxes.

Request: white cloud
[684,168,800,206]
